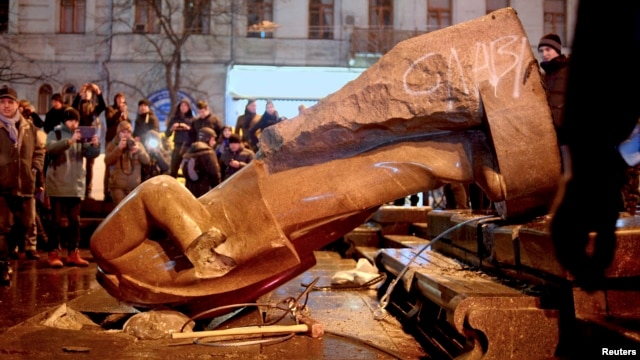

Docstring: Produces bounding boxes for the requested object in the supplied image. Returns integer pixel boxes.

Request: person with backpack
[44,107,100,268]
[181,127,221,197]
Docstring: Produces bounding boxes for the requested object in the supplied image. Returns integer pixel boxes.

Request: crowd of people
[0,84,290,279]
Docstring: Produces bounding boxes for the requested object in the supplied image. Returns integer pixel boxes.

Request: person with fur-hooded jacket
[105,121,150,205]
[181,127,221,197]
[538,33,570,145]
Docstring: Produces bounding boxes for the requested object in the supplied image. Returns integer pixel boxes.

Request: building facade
[0,0,578,127]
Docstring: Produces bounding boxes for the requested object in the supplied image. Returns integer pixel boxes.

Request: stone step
[370,205,432,224]
[370,205,432,235]
[343,221,382,248]
[375,247,560,359]
[350,206,640,355]
[381,234,430,249]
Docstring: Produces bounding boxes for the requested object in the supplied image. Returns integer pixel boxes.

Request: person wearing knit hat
[44,106,100,268]
[197,127,217,142]
[219,133,254,180]
[181,126,221,197]
[538,33,562,58]
[538,33,570,150]
[133,98,159,142]
[63,107,81,122]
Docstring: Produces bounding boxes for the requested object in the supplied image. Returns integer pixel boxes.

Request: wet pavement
[0,249,427,359]
[0,250,101,333]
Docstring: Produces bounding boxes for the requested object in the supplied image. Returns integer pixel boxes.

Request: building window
[247,0,274,38]
[309,0,334,40]
[486,0,510,14]
[61,84,78,106]
[427,0,452,31]
[369,0,392,29]
[60,0,86,34]
[544,0,566,43]
[134,0,161,33]
[184,0,210,34]
[38,85,53,115]
[0,0,8,33]
[247,0,278,38]
[356,0,393,55]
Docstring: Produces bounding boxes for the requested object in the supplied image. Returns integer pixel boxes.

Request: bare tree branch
[106,0,237,125]
[0,39,60,85]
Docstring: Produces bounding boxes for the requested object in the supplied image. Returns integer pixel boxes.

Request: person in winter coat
[189,100,222,145]
[219,134,254,181]
[248,100,280,151]
[0,86,45,283]
[104,92,129,144]
[165,98,194,178]
[234,99,260,148]
[215,125,233,176]
[181,127,221,197]
[44,93,66,134]
[45,107,100,268]
[105,121,150,205]
[71,83,106,198]
[133,99,160,141]
[103,92,130,202]
[538,33,569,145]
[215,126,233,157]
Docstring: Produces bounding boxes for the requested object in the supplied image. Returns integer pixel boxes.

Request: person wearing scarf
[0,86,45,284]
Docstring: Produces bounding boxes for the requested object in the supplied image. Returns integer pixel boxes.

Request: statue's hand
[184,227,236,279]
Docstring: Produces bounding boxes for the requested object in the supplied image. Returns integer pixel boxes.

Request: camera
[126,139,136,149]
[145,138,159,150]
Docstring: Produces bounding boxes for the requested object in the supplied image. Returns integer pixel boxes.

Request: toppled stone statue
[90,8,561,315]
